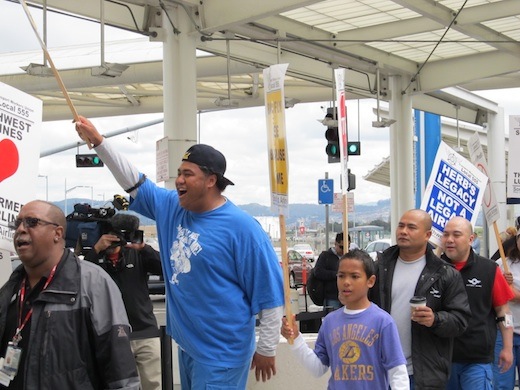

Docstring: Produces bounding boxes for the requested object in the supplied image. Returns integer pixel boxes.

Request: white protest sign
[507,115,520,204]
[467,132,500,225]
[0,82,42,251]
[420,141,487,246]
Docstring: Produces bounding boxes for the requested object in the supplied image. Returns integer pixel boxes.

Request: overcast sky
[1,1,519,208]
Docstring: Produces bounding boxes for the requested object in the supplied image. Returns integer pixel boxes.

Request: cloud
[36,100,392,206]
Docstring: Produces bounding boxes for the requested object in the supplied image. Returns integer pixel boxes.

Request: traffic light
[347,169,356,191]
[324,107,340,163]
[347,141,361,156]
[76,154,104,168]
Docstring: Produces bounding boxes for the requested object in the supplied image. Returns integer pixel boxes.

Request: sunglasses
[8,217,59,230]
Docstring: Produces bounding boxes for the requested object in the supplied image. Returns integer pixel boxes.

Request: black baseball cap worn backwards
[182,144,235,186]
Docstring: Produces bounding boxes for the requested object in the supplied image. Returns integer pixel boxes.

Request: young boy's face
[337,258,375,310]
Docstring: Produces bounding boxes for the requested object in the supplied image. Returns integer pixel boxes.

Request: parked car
[292,243,316,263]
[364,239,391,260]
[274,247,313,288]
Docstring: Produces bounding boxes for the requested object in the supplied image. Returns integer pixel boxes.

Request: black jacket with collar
[0,249,139,390]
[84,244,162,339]
[442,249,499,363]
[370,245,471,390]
[313,248,340,300]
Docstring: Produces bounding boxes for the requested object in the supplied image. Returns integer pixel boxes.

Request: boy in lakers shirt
[281,249,408,389]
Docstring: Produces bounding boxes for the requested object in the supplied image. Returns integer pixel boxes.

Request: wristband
[125,174,146,193]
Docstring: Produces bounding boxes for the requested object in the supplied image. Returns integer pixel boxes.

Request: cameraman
[84,214,162,390]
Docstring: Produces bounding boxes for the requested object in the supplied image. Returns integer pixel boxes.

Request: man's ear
[367,274,376,288]
[206,173,218,188]
[56,226,65,239]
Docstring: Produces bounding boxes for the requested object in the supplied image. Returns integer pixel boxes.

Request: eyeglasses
[8,217,59,230]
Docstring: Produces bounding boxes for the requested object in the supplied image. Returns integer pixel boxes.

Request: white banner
[0,82,42,251]
[467,132,500,225]
[420,141,487,246]
[264,64,289,215]
[507,115,520,204]
[334,68,348,194]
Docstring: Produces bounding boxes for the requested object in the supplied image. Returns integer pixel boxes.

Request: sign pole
[264,64,292,343]
[343,193,349,253]
[493,222,510,273]
[325,172,329,248]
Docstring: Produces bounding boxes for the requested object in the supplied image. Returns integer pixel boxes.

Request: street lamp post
[64,180,94,215]
[38,175,49,202]
[38,175,48,201]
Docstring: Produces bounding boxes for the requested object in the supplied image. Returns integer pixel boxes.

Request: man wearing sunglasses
[0,200,140,390]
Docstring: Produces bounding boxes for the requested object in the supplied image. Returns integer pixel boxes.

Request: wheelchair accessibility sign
[318,179,334,204]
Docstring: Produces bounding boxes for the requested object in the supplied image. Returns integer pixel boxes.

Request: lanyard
[13,264,58,345]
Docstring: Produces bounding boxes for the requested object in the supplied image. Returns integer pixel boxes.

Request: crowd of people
[1,119,519,389]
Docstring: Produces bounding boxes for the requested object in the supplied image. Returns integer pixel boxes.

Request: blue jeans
[494,332,520,390]
[178,347,250,389]
[447,362,493,389]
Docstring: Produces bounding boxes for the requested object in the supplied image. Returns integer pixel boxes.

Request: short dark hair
[335,232,344,243]
[339,249,375,278]
[198,165,231,192]
[508,235,520,263]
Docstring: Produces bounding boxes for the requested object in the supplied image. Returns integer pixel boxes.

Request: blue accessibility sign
[318,179,334,204]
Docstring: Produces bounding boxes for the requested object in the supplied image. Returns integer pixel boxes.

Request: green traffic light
[347,141,361,156]
[326,143,339,157]
[93,156,100,165]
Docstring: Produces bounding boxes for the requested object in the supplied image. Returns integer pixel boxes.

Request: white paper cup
[410,296,426,314]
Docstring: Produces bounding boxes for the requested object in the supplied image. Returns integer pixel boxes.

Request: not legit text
[426,160,479,230]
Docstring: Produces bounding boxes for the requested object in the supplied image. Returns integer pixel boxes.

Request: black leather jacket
[370,245,471,389]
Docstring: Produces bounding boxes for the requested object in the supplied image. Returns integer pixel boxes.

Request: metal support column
[389,75,414,233]
[487,107,507,256]
[162,4,198,190]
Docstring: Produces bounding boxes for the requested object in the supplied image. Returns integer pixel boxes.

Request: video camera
[65,195,143,254]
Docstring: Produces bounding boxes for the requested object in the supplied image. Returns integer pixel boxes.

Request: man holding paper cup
[370,209,471,389]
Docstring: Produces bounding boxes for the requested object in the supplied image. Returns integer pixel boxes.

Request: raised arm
[75,116,141,198]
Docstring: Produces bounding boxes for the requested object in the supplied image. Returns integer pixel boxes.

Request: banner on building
[507,115,520,204]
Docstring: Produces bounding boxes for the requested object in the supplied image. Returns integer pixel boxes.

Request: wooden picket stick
[18,0,93,148]
[279,214,294,344]
[493,222,510,274]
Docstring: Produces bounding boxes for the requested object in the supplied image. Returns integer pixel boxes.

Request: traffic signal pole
[325,172,329,250]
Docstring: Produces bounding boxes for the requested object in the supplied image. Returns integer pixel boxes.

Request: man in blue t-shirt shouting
[75,116,284,389]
